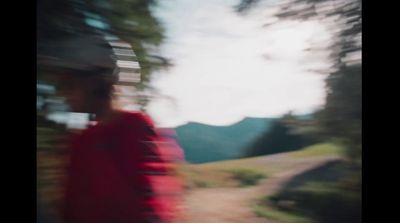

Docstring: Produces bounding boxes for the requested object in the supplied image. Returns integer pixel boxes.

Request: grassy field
[180,143,360,223]
[178,163,267,188]
[289,143,345,158]
[258,144,360,223]
[253,204,314,223]
[179,143,343,190]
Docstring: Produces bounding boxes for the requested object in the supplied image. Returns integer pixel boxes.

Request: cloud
[147,0,332,127]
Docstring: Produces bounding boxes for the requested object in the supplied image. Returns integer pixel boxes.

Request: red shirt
[63,111,184,223]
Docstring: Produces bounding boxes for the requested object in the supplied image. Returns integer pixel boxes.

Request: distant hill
[175,117,276,163]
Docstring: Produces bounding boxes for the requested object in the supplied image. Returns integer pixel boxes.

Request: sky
[44,0,334,129]
[148,0,331,127]
[146,0,333,128]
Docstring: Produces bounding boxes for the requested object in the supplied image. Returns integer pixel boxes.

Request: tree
[37,0,170,107]
[236,0,362,163]
[236,4,361,223]
[244,113,317,157]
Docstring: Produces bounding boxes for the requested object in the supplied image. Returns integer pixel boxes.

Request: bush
[271,182,361,223]
[193,180,211,188]
[230,168,266,186]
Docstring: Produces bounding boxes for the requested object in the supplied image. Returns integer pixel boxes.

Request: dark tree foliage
[37,0,170,90]
[245,113,317,157]
[236,0,361,162]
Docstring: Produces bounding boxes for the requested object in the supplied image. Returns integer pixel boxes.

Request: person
[44,35,184,223]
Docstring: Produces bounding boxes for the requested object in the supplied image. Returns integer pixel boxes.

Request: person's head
[57,67,117,113]
[42,35,119,114]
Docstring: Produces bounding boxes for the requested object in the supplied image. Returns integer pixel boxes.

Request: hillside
[175,114,312,164]
[180,143,345,223]
[175,117,276,163]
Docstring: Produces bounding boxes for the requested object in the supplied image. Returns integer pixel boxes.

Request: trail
[182,154,338,223]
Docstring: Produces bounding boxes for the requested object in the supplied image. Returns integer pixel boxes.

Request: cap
[39,35,116,69]
[38,34,141,85]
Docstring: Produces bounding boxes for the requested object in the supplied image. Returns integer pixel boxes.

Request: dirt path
[182,155,338,223]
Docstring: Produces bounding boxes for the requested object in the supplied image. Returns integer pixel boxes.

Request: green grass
[194,143,344,175]
[295,181,339,194]
[178,157,266,189]
[277,183,361,223]
[194,156,275,176]
[178,165,237,189]
[253,204,314,223]
[255,180,360,223]
[178,165,267,189]
[179,143,344,189]
[289,143,344,158]
[251,153,360,223]
[267,160,361,223]
[229,168,266,186]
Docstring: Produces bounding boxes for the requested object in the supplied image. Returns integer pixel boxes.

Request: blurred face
[57,74,95,113]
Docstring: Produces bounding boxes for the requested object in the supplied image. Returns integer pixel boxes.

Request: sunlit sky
[146,0,333,127]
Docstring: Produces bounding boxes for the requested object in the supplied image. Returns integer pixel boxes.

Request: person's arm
[124,112,184,223]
